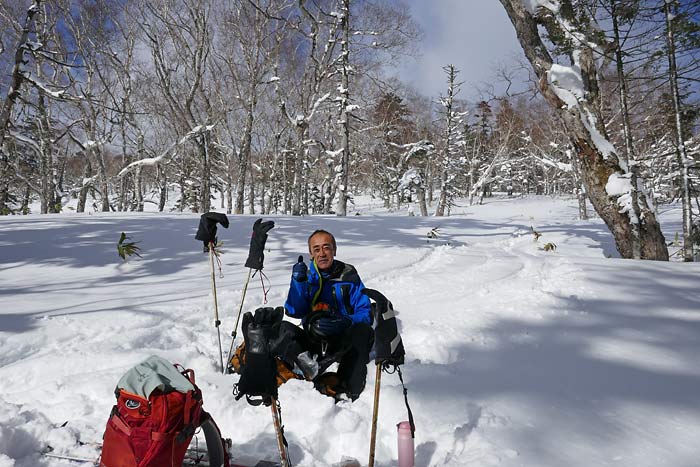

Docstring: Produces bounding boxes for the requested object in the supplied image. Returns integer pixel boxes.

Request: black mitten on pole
[195,212,230,250]
[244,219,275,270]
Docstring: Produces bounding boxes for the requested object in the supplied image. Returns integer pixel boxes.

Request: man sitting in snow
[283,229,374,401]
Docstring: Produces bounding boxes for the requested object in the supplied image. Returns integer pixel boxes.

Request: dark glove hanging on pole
[292,255,308,282]
[195,212,230,250]
[244,218,275,270]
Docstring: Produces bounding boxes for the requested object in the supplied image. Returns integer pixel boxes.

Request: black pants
[273,321,374,398]
[335,322,374,398]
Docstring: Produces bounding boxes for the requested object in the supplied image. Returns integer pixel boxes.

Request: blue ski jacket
[284,259,372,326]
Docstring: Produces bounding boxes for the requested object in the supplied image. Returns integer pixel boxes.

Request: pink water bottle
[397,421,414,467]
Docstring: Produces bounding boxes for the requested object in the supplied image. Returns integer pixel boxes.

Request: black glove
[195,212,229,250]
[308,312,352,340]
[292,255,308,282]
[252,306,284,327]
[244,219,275,270]
[235,306,284,405]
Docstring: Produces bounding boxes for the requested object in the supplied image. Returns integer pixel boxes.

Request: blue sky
[396,0,525,100]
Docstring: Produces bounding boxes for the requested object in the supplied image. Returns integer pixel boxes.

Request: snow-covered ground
[1,196,699,467]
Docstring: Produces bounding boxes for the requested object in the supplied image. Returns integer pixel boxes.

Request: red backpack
[99,355,227,467]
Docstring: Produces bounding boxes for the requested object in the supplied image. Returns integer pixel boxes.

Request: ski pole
[270,396,291,467]
[368,363,383,467]
[225,218,274,372]
[194,212,230,372]
[209,241,224,374]
[224,267,252,371]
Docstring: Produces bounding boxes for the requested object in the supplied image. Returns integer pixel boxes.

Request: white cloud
[395,0,526,100]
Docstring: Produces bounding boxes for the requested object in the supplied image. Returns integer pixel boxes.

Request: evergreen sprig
[117,232,142,261]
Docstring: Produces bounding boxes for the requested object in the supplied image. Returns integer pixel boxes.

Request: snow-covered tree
[435,65,464,217]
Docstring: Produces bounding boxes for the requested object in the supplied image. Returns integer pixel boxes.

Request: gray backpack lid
[116,355,194,399]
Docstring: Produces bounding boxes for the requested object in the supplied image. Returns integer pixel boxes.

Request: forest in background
[0,0,698,259]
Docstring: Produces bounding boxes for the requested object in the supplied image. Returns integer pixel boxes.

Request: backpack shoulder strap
[176,368,203,443]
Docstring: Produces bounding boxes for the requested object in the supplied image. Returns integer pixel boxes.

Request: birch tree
[335,0,352,216]
[663,0,695,261]
[498,0,668,260]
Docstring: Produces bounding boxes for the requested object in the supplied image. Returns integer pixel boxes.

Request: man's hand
[308,312,352,339]
[315,314,352,335]
[292,255,308,282]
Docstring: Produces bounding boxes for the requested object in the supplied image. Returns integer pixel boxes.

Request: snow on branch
[21,72,68,99]
[308,92,331,121]
[523,0,561,15]
[8,130,41,154]
[398,167,423,191]
[325,148,344,157]
[117,124,215,178]
[404,140,434,163]
[530,152,572,172]
[605,172,637,222]
[547,64,583,109]
[387,139,435,164]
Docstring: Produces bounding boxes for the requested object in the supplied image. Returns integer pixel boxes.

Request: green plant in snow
[542,242,557,252]
[117,232,142,261]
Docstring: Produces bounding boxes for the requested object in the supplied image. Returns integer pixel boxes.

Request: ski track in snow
[2,197,700,467]
[362,231,596,466]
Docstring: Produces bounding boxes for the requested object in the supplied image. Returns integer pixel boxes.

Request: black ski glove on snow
[292,255,308,282]
[195,212,229,250]
[244,219,275,270]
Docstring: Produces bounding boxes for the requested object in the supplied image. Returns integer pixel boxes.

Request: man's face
[308,232,336,271]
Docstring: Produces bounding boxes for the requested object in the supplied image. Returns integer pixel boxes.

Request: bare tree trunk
[135,167,144,212]
[417,185,428,216]
[118,120,131,212]
[426,157,434,205]
[95,145,110,212]
[664,0,694,261]
[336,0,351,217]
[248,174,255,214]
[498,0,667,260]
[157,164,167,212]
[235,95,256,214]
[266,131,282,214]
[77,160,91,213]
[225,149,233,214]
[0,1,42,150]
[200,132,211,213]
[611,0,642,259]
[21,183,31,214]
[291,125,307,216]
[0,149,11,214]
[37,95,55,214]
[569,147,588,220]
[283,145,290,214]
[178,171,186,213]
[135,135,144,212]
